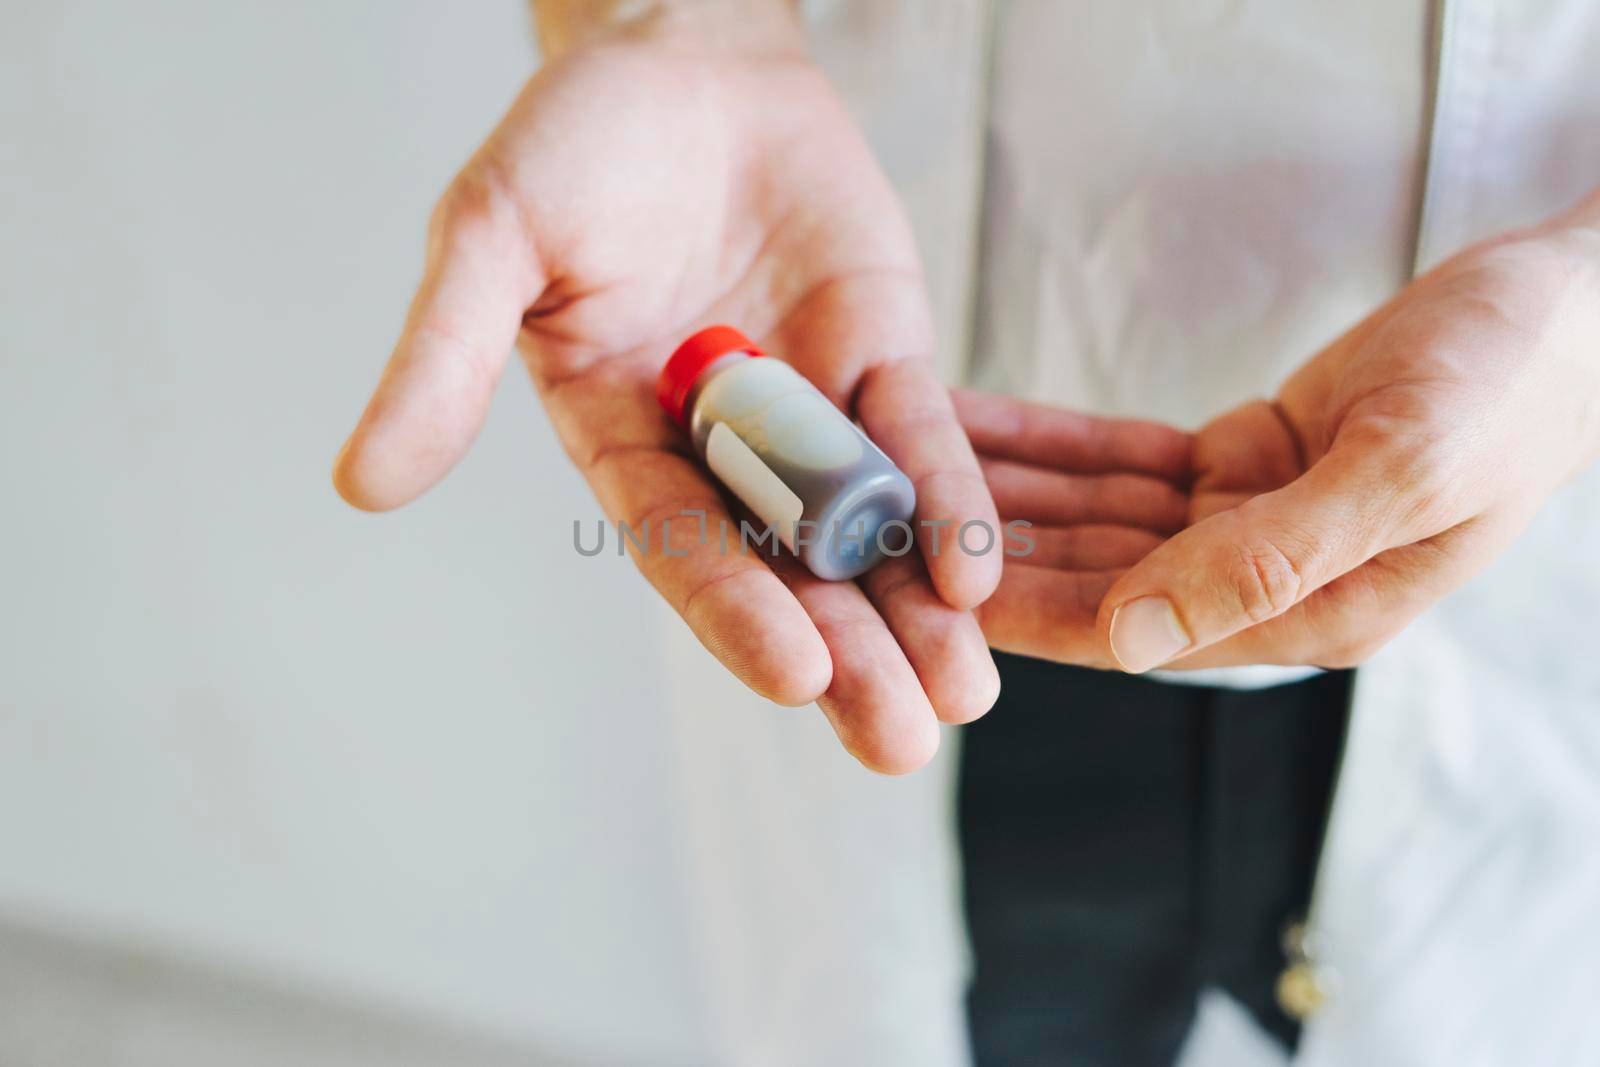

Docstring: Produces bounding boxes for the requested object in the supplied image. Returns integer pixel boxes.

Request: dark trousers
[959,655,1351,1067]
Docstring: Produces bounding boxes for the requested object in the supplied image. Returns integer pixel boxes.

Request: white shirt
[664,2,1600,1064]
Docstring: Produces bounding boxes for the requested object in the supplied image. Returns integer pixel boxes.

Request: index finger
[852,359,1002,610]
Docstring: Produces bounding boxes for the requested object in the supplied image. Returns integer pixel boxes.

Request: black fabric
[959,655,1351,1067]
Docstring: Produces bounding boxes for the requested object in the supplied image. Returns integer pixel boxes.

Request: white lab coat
[662,2,1600,1064]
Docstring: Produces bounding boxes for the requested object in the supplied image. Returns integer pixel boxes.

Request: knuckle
[818,616,889,658]
[431,163,518,248]
[1227,538,1307,624]
[868,564,925,604]
[431,175,485,237]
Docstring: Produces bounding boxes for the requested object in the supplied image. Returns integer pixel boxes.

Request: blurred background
[1,2,708,1062]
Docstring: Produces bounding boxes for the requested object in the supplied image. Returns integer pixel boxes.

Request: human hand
[975,194,1600,673]
[332,3,1001,772]
[950,390,1196,668]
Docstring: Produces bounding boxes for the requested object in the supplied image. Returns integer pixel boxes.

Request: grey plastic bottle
[658,326,917,581]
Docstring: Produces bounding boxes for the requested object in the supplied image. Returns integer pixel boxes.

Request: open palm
[334,33,1002,772]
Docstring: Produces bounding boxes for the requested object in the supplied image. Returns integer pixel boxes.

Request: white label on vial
[705,421,803,551]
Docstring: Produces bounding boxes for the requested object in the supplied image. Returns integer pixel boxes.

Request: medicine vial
[657,326,916,581]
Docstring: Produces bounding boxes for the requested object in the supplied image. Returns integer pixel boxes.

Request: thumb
[333,170,545,511]
[1098,446,1420,672]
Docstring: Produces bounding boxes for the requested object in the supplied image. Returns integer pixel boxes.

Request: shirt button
[1276,960,1328,1020]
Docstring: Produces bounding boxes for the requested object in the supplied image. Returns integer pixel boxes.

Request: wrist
[532,0,806,63]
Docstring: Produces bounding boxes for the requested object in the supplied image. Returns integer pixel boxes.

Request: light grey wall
[0,2,706,1062]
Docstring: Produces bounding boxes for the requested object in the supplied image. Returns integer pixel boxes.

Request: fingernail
[1109,596,1191,673]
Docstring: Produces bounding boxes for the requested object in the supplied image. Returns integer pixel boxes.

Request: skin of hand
[332,1,1004,773]
[951,390,1197,666]
[969,190,1600,673]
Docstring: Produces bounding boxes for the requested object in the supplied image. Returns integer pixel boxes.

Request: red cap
[657,325,764,427]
